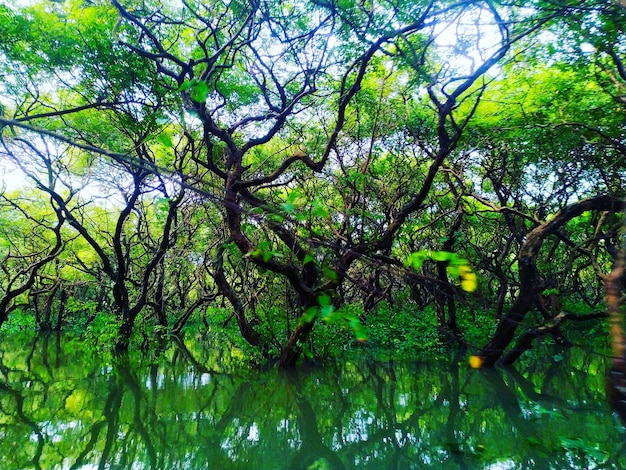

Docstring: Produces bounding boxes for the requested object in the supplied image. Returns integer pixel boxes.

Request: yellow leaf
[459,266,477,292]
[469,355,483,369]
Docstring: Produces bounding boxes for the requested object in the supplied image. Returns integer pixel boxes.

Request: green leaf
[355,328,368,342]
[526,437,541,446]
[322,266,338,282]
[178,79,194,92]
[280,202,295,212]
[406,250,477,292]
[405,252,427,270]
[430,251,453,262]
[318,293,331,306]
[157,132,173,148]
[190,81,209,103]
[268,213,284,223]
[301,306,318,324]
[320,304,334,318]
[312,199,329,218]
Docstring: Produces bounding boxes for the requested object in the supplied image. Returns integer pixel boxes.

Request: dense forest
[0,0,625,367]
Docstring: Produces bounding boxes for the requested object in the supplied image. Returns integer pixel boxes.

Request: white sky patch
[0,158,30,191]
[432,4,505,77]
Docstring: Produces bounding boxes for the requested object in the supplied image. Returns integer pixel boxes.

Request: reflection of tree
[69,373,123,470]
[0,381,45,469]
[282,370,346,470]
[478,368,552,468]
[1,335,626,468]
[113,359,159,469]
[344,360,462,467]
[359,360,422,468]
[441,357,474,468]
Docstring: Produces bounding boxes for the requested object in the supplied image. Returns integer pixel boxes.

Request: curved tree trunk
[436,208,464,337]
[477,196,623,366]
[279,318,316,367]
[213,244,262,347]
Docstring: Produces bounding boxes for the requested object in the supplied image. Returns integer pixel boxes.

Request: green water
[0,333,624,469]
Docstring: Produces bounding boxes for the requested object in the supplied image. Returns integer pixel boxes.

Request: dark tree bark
[500,311,606,365]
[435,208,464,337]
[213,243,263,347]
[477,195,624,366]
[54,288,68,331]
[0,205,66,329]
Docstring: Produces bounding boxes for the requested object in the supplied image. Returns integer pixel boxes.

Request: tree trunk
[213,244,262,347]
[153,263,168,328]
[477,196,623,366]
[478,256,540,366]
[114,305,135,352]
[54,288,68,331]
[279,319,316,367]
[436,209,463,337]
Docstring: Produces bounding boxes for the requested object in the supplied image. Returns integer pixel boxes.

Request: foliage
[405,251,478,293]
[83,313,121,353]
[0,308,36,334]
[0,0,624,366]
[357,303,445,360]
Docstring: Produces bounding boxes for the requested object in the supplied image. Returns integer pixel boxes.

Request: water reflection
[0,333,624,469]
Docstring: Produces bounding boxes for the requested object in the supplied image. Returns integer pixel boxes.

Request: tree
[0,0,620,366]
[0,187,66,329]
[475,196,624,366]
[104,0,557,364]
[465,1,626,365]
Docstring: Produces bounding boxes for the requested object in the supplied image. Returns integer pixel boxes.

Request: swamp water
[0,332,625,469]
